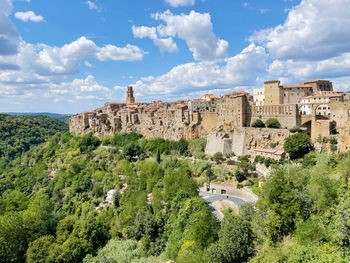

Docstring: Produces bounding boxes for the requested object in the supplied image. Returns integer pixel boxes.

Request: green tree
[207,214,255,263]
[252,119,265,128]
[265,118,281,129]
[284,133,313,159]
[0,212,26,263]
[26,235,55,263]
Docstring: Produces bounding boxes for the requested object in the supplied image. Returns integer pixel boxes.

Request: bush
[289,126,302,133]
[213,152,224,164]
[265,118,281,129]
[329,137,338,145]
[252,119,265,128]
[237,183,243,189]
[270,143,277,148]
[235,170,246,182]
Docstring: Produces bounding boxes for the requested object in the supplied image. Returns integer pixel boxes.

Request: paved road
[199,191,246,220]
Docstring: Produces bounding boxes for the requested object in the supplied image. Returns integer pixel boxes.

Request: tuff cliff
[205,125,290,156]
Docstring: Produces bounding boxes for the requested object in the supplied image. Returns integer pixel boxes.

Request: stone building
[281,84,313,105]
[188,99,210,115]
[216,91,251,128]
[253,87,264,106]
[263,80,282,105]
[299,92,343,115]
[253,79,334,107]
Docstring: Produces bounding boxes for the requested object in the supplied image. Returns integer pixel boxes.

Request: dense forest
[0,114,68,160]
[0,118,349,262]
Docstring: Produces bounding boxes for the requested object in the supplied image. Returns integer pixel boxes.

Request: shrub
[289,126,302,133]
[213,152,224,164]
[235,170,246,182]
[269,142,277,148]
[265,118,281,129]
[237,183,243,189]
[329,137,338,145]
[252,119,265,128]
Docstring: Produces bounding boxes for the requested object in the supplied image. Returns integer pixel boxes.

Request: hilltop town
[70,79,350,158]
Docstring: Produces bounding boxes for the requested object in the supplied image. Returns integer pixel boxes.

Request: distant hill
[0,114,69,159]
[5,112,71,123]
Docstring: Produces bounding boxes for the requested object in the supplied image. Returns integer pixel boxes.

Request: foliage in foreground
[0,128,349,263]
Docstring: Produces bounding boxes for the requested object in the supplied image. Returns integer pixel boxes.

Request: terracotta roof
[282,84,312,89]
[303,79,330,84]
[201,94,221,99]
[302,93,343,99]
[191,99,206,102]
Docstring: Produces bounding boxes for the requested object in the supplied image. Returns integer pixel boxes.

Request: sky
[0,0,350,114]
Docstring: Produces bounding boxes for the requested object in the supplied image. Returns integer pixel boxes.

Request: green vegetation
[284,133,313,159]
[252,119,265,128]
[289,126,303,133]
[0,123,349,263]
[0,114,68,159]
[265,118,281,129]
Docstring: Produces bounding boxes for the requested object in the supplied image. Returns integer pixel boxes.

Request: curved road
[199,191,246,220]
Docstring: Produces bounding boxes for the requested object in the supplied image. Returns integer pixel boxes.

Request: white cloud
[165,0,195,7]
[132,25,178,53]
[84,61,93,68]
[49,75,113,101]
[86,0,102,12]
[0,0,19,55]
[130,44,267,99]
[134,10,228,61]
[0,36,146,100]
[250,0,350,61]
[268,52,350,83]
[15,11,44,22]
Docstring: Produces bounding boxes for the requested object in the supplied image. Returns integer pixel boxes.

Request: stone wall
[251,104,301,129]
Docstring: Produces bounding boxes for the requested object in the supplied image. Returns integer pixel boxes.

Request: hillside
[0,131,348,262]
[0,114,68,160]
[5,112,72,123]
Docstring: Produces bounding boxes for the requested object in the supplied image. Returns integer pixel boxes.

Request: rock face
[205,125,290,156]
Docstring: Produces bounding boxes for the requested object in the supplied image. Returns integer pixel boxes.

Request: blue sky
[0,0,350,114]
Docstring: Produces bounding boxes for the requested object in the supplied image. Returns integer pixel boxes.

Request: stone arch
[314,103,330,119]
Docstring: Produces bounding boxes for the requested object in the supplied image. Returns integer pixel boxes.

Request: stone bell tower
[126,86,135,104]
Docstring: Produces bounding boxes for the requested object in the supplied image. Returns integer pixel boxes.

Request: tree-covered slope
[0,130,349,263]
[0,114,68,159]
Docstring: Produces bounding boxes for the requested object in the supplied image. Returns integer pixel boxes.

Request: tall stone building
[126,86,135,104]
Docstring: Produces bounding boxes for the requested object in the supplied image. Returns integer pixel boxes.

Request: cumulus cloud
[250,0,350,61]
[244,0,350,88]
[0,37,146,80]
[133,10,228,61]
[165,0,195,7]
[130,44,267,99]
[268,52,350,83]
[0,0,19,55]
[15,11,44,22]
[49,75,112,101]
[132,25,178,53]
